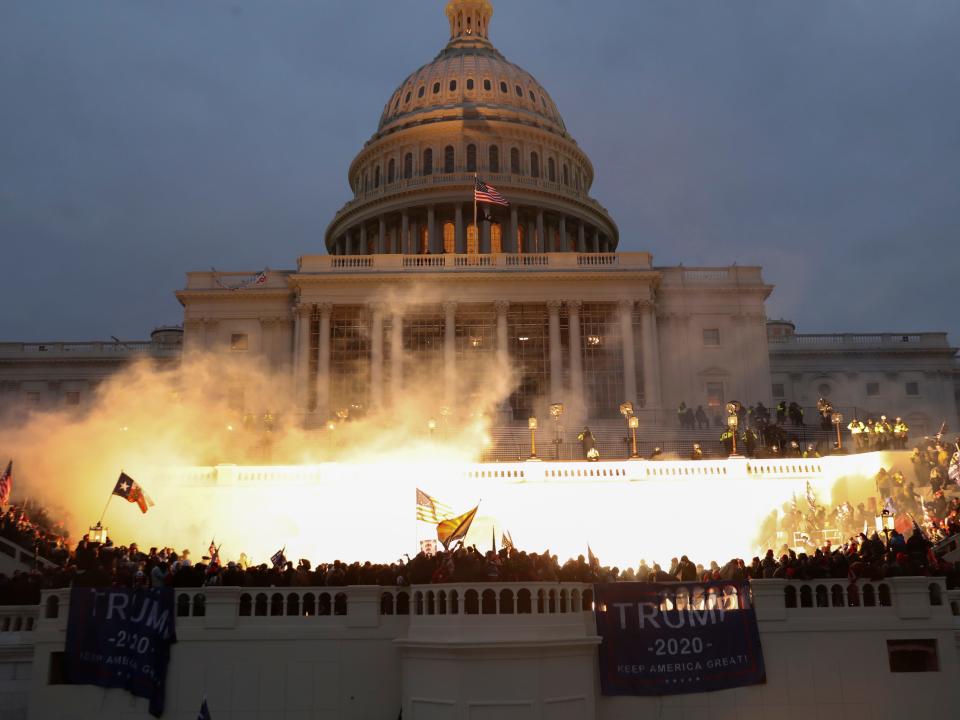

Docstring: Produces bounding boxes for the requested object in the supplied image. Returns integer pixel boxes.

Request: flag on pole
[437,504,479,549]
[197,698,212,720]
[805,480,817,509]
[474,176,510,206]
[111,472,153,514]
[491,525,497,554]
[208,540,220,565]
[587,545,599,568]
[0,461,11,507]
[270,547,286,569]
[501,530,514,551]
[416,488,453,523]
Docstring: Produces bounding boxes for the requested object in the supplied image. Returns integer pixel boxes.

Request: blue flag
[198,698,212,720]
[64,587,177,717]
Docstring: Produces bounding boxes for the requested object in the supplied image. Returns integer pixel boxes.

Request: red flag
[0,461,11,507]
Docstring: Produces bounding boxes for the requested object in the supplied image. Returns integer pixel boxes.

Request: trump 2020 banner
[64,587,177,717]
[594,581,765,695]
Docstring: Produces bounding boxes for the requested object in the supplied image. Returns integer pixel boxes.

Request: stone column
[547,300,563,401]
[455,204,465,254]
[401,211,409,255]
[558,216,567,252]
[480,218,491,254]
[378,217,386,254]
[509,207,519,254]
[567,300,584,414]
[359,224,368,255]
[316,303,333,420]
[443,301,457,403]
[640,301,662,409]
[526,218,536,254]
[495,300,509,369]
[592,229,600,254]
[577,223,586,253]
[294,303,312,412]
[537,211,545,254]
[391,310,404,405]
[619,299,638,410]
[427,206,436,254]
[370,303,385,409]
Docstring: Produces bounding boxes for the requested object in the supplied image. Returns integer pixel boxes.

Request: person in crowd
[577,426,598,461]
[694,405,708,430]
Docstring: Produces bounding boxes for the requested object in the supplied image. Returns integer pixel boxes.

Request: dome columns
[446,0,494,43]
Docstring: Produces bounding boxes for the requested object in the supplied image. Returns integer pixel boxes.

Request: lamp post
[549,403,565,460]
[875,510,896,548]
[831,412,844,451]
[628,415,640,459]
[527,416,540,460]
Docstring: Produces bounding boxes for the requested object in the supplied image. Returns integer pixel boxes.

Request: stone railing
[297,251,652,274]
[0,605,37,635]
[768,333,950,349]
[0,341,180,358]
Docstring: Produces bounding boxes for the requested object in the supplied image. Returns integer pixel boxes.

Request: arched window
[466,78,474,91]
[548,157,556,182]
[387,158,395,184]
[491,223,502,253]
[449,79,457,92]
[444,145,455,173]
[467,223,478,254]
[403,153,413,179]
[483,78,491,91]
[500,81,508,93]
[489,145,499,173]
[510,147,520,174]
[432,82,440,94]
[374,166,380,188]
[515,84,523,97]
[562,163,569,186]
[423,148,433,176]
[443,222,455,253]
[417,85,425,98]
[530,152,540,178]
[466,144,477,172]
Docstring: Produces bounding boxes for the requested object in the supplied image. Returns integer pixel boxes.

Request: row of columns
[292,299,660,419]
[332,205,611,256]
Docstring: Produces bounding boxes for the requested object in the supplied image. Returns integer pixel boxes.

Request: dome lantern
[445,0,494,43]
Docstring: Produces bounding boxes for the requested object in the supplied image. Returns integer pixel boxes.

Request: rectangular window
[905,382,919,396]
[887,639,938,672]
[702,328,720,346]
[866,382,880,396]
[230,333,248,351]
[772,383,785,398]
[706,382,724,408]
[65,391,80,406]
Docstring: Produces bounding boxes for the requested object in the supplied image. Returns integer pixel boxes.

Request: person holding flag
[436,503,479,550]
[270,547,287,569]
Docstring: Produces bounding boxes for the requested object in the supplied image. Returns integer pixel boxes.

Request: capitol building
[0,0,957,436]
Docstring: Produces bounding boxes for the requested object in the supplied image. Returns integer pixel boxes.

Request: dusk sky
[1,0,958,343]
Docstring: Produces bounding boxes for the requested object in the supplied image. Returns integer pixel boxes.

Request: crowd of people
[2,475,959,607]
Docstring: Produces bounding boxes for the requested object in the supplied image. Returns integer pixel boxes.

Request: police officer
[893,417,909,449]
[847,417,866,452]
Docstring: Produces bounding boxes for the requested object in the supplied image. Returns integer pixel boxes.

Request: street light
[549,403,564,458]
[628,415,640,458]
[831,412,844,451]
[875,509,896,547]
[527,416,540,460]
[725,402,740,456]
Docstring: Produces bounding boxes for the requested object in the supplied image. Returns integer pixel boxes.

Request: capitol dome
[325,0,618,257]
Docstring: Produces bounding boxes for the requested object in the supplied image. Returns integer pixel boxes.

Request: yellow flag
[437,504,479,549]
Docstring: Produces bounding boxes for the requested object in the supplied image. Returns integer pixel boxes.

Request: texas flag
[112,472,154,514]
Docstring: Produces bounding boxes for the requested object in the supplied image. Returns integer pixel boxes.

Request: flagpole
[97,494,113,527]
[473,172,477,247]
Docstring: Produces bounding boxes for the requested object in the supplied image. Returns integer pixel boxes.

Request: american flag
[416,488,453,524]
[0,461,11,507]
[474,176,510,206]
[270,547,286,569]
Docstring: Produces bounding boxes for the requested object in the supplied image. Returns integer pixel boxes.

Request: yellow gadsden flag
[436,504,480,550]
